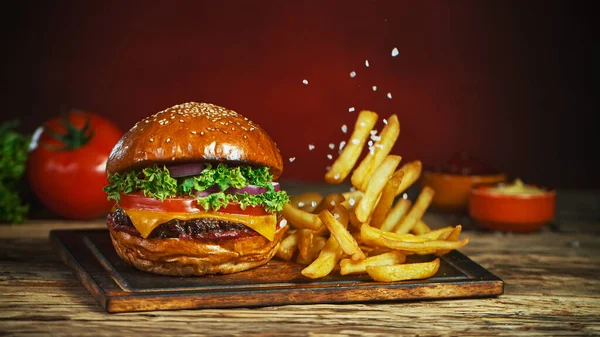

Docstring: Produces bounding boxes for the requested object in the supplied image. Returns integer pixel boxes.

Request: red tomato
[27,110,122,219]
[118,193,269,216]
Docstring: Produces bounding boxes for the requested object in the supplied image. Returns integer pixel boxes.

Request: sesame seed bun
[106,102,284,179]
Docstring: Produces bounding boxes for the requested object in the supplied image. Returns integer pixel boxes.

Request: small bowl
[420,171,508,212]
[469,183,556,232]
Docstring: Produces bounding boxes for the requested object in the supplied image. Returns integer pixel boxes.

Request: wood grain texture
[1,218,599,336]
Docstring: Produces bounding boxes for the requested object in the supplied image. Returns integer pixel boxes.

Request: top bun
[106,102,283,179]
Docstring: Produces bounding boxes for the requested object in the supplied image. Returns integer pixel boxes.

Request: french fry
[341,190,364,202]
[395,160,423,196]
[361,224,469,252]
[361,223,430,244]
[435,225,462,256]
[393,186,435,234]
[370,170,404,229]
[290,192,323,213]
[282,203,323,231]
[416,226,455,240]
[325,110,378,184]
[351,114,401,191]
[313,193,346,214]
[297,235,327,265]
[348,207,364,229]
[379,198,412,232]
[366,247,393,256]
[314,204,348,236]
[319,209,366,261]
[340,251,406,275]
[411,219,431,235]
[301,236,344,279]
[297,229,315,258]
[275,230,299,261]
[366,258,440,282]
[355,155,402,223]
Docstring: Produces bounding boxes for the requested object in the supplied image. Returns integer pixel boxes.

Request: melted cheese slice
[121,208,278,241]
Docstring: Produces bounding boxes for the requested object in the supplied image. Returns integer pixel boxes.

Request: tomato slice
[118,193,269,216]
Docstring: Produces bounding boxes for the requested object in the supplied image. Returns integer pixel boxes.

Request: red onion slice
[166,163,205,178]
[194,182,281,197]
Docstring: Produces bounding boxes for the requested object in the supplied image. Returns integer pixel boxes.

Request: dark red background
[2,1,597,187]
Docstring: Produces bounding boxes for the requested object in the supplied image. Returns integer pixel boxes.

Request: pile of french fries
[278,110,469,282]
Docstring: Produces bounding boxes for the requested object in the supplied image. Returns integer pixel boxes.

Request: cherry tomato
[27,110,122,219]
[118,192,269,216]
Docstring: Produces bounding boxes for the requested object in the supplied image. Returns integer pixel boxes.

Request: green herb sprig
[0,121,31,224]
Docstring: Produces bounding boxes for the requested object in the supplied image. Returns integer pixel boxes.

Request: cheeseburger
[103,102,289,276]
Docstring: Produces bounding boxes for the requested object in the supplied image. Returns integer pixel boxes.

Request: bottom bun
[108,225,287,276]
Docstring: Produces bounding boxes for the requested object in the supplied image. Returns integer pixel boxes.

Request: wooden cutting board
[50,229,503,313]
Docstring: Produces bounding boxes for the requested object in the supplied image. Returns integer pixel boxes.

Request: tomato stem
[43,110,94,150]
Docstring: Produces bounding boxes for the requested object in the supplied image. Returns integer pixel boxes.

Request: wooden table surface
[1,187,599,336]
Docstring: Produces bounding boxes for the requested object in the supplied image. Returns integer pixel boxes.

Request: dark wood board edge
[49,230,109,311]
[107,279,504,313]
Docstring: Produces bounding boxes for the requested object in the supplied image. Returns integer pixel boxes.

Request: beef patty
[107,208,270,241]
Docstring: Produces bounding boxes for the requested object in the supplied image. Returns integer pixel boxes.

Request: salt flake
[391,47,399,57]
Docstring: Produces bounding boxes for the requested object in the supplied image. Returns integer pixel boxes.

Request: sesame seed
[387,92,392,99]
[383,118,388,125]
[339,141,346,151]
[352,139,360,144]
[308,144,315,151]
[297,202,305,207]
[349,107,355,112]
[341,124,348,133]
[402,193,408,200]
[392,47,399,57]
[334,173,340,180]
[280,219,288,227]
[243,135,247,139]
[179,119,184,123]
[350,71,356,78]
[311,201,317,207]
[372,86,377,91]
[327,154,333,160]
[231,127,235,131]
[166,138,171,143]
[200,131,205,136]
[191,131,197,134]
[289,157,296,162]
[348,198,356,206]
[365,60,370,67]
[368,140,374,147]
[329,143,335,150]
[149,138,154,142]
[302,79,309,85]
